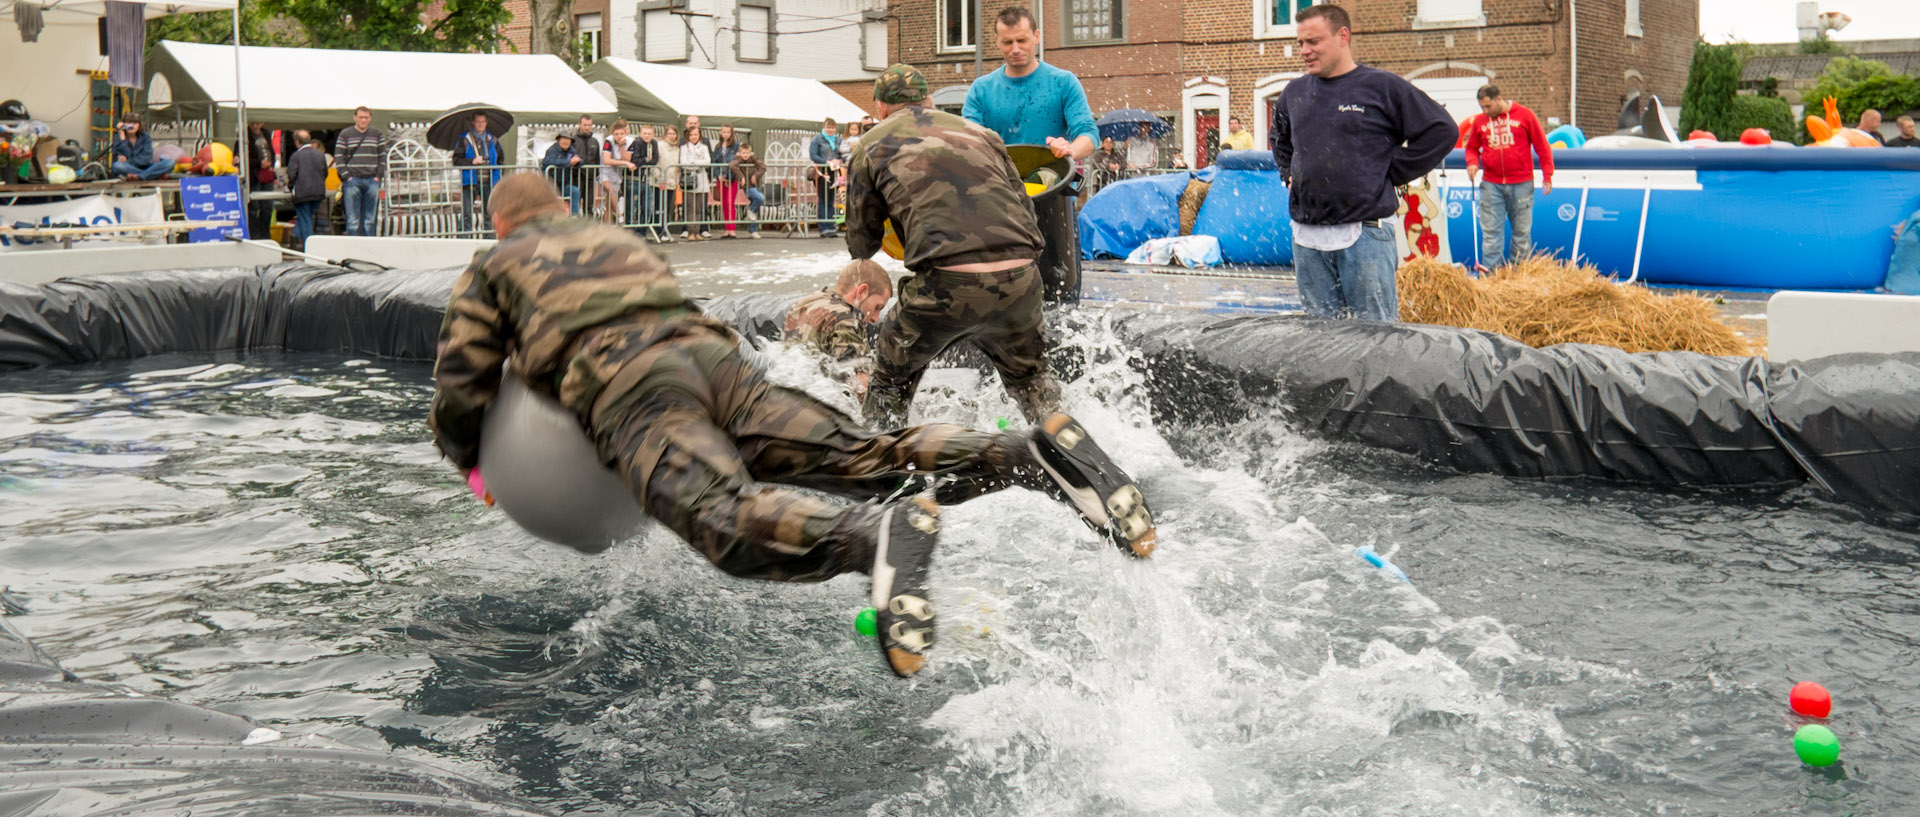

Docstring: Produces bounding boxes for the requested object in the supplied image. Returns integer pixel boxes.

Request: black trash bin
[1006,145,1083,305]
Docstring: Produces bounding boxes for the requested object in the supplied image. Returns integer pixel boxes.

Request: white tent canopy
[147,41,617,127]
[0,0,234,21]
[583,58,866,134]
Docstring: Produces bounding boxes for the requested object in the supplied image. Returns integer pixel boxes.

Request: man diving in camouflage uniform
[783,258,891,398]
[846,63,1062,429]
[429,173,1156,680]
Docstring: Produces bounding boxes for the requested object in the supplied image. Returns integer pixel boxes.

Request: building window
[1063,0,1123,45]
[860,10,888,71]
[736,2,774,62]
[1625,0,1643,37]
[576,13,603,61]
[641,0,689,62]
[1253,0,1314,40]
[1414,0,1485,29]
[940,0,976,53]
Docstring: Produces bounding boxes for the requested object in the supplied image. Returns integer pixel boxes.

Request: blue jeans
[293,200,320,246]
[743,187,764,234]
[1477,180,1534,268]
[1293,223,1400,320]
[111,159,171,180]
[341,177,380,236]
[815,173,835,233]
[461,184,487,235]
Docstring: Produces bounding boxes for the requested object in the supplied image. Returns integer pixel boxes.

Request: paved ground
[660,238,1770,350]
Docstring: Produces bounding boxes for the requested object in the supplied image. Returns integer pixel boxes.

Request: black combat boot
[828,497,943,678]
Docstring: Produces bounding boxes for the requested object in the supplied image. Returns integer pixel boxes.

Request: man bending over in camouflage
[429,173,1156,679]
[783,259,892,398]
[847,64,1062,428]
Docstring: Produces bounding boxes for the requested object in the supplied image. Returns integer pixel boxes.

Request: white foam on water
[829,313,1586,816]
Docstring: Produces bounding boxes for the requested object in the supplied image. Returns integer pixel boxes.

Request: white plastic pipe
[1568,0,1578,128]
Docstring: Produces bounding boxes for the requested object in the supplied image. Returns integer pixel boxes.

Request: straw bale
[1395,256,1752,356]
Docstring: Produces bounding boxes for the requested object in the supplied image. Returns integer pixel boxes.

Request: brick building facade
[878,0,1696,166]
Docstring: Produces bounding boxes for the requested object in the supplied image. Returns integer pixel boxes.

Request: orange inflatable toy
[1806,97,1882,147]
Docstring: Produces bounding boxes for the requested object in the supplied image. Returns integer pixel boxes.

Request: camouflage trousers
[864,262,1062,427]
[568,320,1020,582]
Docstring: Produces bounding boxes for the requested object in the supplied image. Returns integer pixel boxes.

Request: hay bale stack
[1396,256,1752,356]
[1177,178,1211,236]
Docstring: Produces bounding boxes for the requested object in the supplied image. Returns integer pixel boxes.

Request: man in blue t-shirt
[961,6,1098,161]
[1270,4,1454,321]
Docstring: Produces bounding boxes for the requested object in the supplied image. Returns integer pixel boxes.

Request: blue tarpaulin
[1080,150,1291,264]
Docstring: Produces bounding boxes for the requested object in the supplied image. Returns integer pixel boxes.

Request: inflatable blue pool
[1081,148,1920,290]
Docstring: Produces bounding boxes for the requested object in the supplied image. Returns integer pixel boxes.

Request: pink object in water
[466,469,494,506]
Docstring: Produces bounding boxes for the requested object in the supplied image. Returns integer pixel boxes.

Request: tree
[1802,57,1898,139]
[146,0,300,50]
[1679,40,1740,137]
[256,0,508,53]
[1804,57,1894,111]
[1835,74,1920,124]
[1797,35,1842,55]
[528,0,578,67]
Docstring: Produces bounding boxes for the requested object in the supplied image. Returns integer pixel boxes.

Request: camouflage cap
[873,64,930,105]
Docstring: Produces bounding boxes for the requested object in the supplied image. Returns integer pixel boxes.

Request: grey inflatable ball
[478,377,649,553]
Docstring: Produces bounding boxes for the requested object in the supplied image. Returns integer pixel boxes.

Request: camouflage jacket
[428,213,724,469]
[846,105,1044,272]
[782,288,870,368]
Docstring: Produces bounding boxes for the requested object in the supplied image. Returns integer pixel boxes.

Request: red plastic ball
[1790,681,1832,718]
[1740,128,1772,146]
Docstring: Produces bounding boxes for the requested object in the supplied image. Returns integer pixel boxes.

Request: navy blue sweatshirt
[1269,64,1457,225]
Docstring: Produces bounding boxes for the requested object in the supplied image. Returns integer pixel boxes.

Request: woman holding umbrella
[429,103,512,235]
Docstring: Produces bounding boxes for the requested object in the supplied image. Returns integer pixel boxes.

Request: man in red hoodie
[1464,84,1553,269]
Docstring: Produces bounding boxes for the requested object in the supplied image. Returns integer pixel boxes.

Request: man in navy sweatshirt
[1270,4,1455,321]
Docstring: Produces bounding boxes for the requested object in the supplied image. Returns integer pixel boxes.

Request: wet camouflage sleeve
[429,252,509,470]
[846,107,1044,272]
[783,290,871,367]
[428,215,692,470]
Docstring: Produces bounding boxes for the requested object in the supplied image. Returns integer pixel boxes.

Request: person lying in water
[783,258,892,399]
[428,172,1158,678]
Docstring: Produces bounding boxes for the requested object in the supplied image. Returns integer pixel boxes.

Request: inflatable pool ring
[1804,97,1880,147]
[1740,128,1772,146]
[477,375,649,553]
[1545,124,1586,150]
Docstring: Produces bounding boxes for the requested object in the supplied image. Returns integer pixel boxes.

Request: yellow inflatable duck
[1806,97,1882,147]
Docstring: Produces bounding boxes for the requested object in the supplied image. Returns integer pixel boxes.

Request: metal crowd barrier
[376,161,846,240]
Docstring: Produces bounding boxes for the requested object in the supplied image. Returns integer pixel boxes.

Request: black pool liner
[1,263,1913,518]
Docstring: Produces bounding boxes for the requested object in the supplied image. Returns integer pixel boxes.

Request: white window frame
[576,13,604,60]
[1413,0,1486,30]
[639,0,692,63]
[1062,0,1124,46]
[1625,0,1643,37]
[734,1,775,63]
[939,0,977,54]
[1254,0,1315,40]
[1181,77,1229,169]
[860,9,888,71]
[1250,71,1300,151]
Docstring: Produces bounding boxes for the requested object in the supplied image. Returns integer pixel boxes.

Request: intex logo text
[1338,104,1367,113]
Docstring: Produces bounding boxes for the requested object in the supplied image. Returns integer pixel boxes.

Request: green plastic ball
[854,607,878,637]
[1793,724,1841,767]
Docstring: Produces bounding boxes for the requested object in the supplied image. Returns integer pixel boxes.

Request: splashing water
[1,315,1915,816]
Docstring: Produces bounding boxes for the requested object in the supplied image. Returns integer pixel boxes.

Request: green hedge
[1723,96,1796,141]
